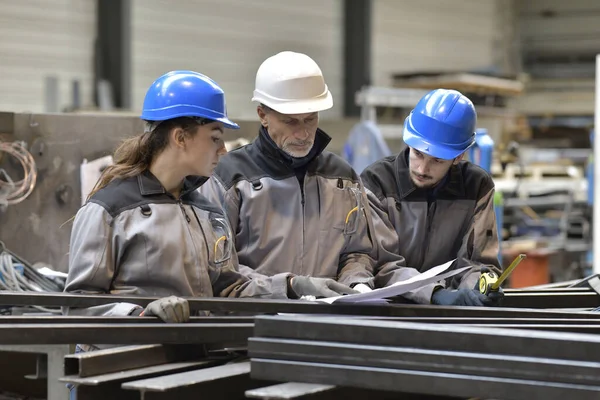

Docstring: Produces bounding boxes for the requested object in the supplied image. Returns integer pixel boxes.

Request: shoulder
[459,161,495,199]
[88,176,144,218]
[360,155,397,200]
[314,151,360,182]
[212,143,270,190]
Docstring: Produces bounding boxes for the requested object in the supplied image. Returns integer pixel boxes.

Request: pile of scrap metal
[0,286,598,400]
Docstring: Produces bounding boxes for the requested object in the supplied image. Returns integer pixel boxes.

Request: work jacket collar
[255,125,331,171]
[137,170,208,198]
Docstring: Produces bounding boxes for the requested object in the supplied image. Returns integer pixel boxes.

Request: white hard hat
[251,51,333,114]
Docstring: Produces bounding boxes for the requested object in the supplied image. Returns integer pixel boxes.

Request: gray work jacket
[199,128,382,294]
[64,171,288,318]
[361,147,502,299]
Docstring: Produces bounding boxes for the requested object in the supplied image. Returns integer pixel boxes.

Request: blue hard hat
[141,70,239,130]
[403,88,476,160]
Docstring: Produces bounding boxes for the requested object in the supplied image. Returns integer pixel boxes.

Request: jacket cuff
[108,302,144,316]
[271,273,293,299]
[350,278,374,289]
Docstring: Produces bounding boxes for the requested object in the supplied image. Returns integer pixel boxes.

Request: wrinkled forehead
[277,111,318,121]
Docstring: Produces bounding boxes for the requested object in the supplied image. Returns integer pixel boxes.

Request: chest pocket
[323,181,364,233]
[194,209,235,285]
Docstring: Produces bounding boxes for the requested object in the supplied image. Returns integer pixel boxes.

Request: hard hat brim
[252,91,333,115]
[215,117,240,130]
[403,126,473,160]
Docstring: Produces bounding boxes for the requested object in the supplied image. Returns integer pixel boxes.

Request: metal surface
[245,383,337,399]
[0,344,70,400]
[0,113,142,271]
[502,291,600,308]
[249,338,600,386]
[75,383,138,400]
[64,344,208,377]
[62,360,215,385]
[3,291,600,318]
[0,323,252,345]
[253,315,600,362]
[122,361,270,400]
[244,383,426,400]
[0,315,255,324]
[250,358,600,400]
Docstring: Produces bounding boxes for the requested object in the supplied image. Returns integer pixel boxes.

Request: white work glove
[140,296,190,323]
[353,283,373,293]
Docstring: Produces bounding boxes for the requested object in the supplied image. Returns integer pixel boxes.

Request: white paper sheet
[80,155,113,205]
[319,259,470,304]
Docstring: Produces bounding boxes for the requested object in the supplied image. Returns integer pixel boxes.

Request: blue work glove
[431,287,492,306]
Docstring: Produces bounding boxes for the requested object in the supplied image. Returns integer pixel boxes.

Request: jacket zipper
[420,201,436,268]
[178,199,191,223]
[299,179,306,274]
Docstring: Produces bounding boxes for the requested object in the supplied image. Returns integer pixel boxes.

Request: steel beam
[250,359,600,400]
[248,338,600,386]
[244,383,437,400]
[62,360,215,386]
[64,344,208,377]
[253,315,600,362]
[502,291,600,309]
[0,323,252,345]
[121,361,271,400]
[2,291,600,319]
[0,316,254,324]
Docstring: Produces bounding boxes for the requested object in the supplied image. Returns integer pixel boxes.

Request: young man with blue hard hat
[361,88,503,307]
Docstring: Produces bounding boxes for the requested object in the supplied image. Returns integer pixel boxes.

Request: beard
[282,141,314,158]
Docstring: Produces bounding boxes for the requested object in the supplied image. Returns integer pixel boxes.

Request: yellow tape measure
[479,254,526,295]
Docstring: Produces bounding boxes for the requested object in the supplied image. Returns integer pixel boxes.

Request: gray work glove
[140,296,190,323]
[289,276,359,298]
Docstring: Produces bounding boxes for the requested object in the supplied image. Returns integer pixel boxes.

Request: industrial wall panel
[131,0,343,120]
[0,0,96,113]
[519,0,600,58]
[372,0,506,86]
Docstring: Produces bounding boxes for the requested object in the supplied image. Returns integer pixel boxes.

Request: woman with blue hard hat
[63,72,295,358]
[361,88,504,307]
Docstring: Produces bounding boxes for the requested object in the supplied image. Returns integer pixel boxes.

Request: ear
[453,152,465,165]
[170,127,187,150]
[257,106,268,128]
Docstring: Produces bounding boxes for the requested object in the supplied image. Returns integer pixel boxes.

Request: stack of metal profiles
[0,284,598,400]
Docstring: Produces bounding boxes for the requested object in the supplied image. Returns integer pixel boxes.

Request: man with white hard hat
[200,51,425,300]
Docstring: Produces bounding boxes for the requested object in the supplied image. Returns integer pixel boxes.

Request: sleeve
[62,202,142,316]
[365,188,439,304]
[212,251,293,299]
[449,186,502,290]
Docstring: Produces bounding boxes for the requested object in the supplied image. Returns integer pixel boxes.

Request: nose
[293,127,309,140]
[217,142,227,157]
[415,161,427,175]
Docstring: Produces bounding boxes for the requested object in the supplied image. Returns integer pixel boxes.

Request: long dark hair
[87,117,200,199]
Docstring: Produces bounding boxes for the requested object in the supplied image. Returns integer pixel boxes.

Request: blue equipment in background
[469,128,503,264]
